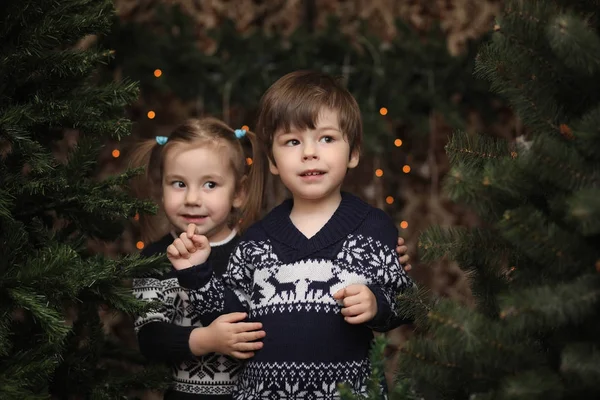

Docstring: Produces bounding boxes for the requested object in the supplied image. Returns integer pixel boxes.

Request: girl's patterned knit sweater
[133,231,241,400]
[177,193,413,399]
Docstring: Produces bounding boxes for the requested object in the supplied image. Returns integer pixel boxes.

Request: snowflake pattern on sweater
[177,193,413,399]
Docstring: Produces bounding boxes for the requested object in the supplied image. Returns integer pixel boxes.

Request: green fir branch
[499,274,600,333]
[547,13,600,75]
[564,188,600,235]
[5,288,71,344]
[496,368,564,399]
[573,104,600,159]
[561,342,600,386]
[498,206,597,276]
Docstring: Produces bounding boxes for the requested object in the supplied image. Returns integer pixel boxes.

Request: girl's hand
[396,237,412,272]
[167,224,211,270]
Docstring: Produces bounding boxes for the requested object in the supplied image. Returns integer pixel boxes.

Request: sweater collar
[261,192,371,258]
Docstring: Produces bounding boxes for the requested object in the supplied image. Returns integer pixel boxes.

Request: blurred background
[91,0,518,393]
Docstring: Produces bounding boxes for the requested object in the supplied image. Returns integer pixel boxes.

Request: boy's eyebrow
[276,125,340,135]
[317,126,341,132]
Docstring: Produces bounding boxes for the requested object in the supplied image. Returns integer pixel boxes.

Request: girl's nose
[184,189,202,205]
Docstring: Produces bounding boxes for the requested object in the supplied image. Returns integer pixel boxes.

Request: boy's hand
[167,224,210,270]
[190,312,265,359]
[333,284,377,324]
[396,237,412,272]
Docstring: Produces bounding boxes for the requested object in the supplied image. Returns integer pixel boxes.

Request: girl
[131,116,412,399]
[131,118,268,400]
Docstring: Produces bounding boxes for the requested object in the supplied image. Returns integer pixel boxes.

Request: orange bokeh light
[147,111,156,119]
[154,69,162,78]
[394,139,403,147]
[246,157,253,165]
[375,169,383,177]
[111,149,120,158]
[400,221,408,229]
[379,107,388,116]
[136,241,145,250]
[402,165,411,173]
[385,196,394,204]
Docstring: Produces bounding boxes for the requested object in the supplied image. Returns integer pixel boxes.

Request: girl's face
[161,142,243,242]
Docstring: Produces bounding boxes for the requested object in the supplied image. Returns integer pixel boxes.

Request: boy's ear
[269,159,280,175]
[347,149,360,169]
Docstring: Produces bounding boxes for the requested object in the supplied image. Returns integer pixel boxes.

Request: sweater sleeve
[132,276,196,363]
[176,239,254,325]
[360,210,414,332]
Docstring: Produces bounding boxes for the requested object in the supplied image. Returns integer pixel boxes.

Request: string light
[147,111,156,119]
[394,139,403,147]
[400,221,408,229]
[136,241,145,250]
[154,69,162,78]
[134,213,140,221]
[242,125,250,131]
[111,149,120,158]
[402,165,411,173]
[375,169,383,177]
[246,157,253,165]
[385,196,394,204]
[379,107,388,116]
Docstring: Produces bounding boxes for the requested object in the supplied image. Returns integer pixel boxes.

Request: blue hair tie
[156,136,168,145]
[234,129,246,139]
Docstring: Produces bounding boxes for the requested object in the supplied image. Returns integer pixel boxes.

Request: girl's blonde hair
[129,117,267,242]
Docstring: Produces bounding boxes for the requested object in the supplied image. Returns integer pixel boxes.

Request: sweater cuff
[136,323,197,363]
[176,263,213,290]
[168,325,197,359]
[365,285,392,331]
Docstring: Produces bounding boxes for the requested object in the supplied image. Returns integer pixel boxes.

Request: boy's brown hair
[255,70,362,163]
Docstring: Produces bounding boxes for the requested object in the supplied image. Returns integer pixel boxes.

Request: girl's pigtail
[128,138,169,243]
[239,130,267,232]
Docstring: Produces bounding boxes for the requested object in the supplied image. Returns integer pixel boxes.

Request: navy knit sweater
[177,192,413,399]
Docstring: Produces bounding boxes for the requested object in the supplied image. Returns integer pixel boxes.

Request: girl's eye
[172,181,186,189]
[203,181,217,189]
[285,139,300,146]
[320,136,334,143]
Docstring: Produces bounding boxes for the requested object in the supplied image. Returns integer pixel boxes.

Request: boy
[168,70,413,399]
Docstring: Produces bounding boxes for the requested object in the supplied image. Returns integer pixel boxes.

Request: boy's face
[269,108,359,202]
[161,143,243,242]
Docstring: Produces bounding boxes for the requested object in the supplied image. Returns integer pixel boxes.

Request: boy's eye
[171,181,185,189]
[285,139,300,146]
[203,181,217,189]
[320,136,334,143]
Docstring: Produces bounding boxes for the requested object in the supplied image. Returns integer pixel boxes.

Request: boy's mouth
[300,170,325,176]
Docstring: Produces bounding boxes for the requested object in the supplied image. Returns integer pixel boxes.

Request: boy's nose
[302,143,318,160]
